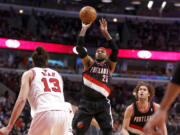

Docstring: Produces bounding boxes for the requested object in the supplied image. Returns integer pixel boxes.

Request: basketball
[79,6,97,24]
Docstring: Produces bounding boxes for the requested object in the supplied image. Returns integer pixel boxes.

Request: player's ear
[46,60,48,66]
[148,90,150,96]
[106,55,108,60]
[148,93,150,101]
[32,61,35,66]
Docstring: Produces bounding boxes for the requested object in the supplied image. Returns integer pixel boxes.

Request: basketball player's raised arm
[76,22,94,70]
[0,70,32,135]
[154,103,167,135]
[144,62,180,135]
[99,18,118,74]
[121,105,133,135]
[160,61,180,112]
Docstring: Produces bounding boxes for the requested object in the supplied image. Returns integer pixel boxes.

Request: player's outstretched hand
[144,109,166,135]
[99,18,108,34]
[0,127,10,135]
[81,22,92,30]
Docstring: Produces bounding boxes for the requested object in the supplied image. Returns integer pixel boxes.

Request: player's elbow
[121,128,129,135]
[112,49,118,57]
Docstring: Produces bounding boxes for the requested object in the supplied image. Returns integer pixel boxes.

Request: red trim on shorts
[129,124,144,132]
[77,122,84,129]
[83,73,111,94]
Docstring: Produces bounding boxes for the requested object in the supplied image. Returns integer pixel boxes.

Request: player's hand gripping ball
[79,6,97,24]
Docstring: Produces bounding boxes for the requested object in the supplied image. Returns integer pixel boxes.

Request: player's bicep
[81,55,94,70]
[154,103,168,135]
[122,106,132,129]
[17,71,32,101]
[108,61,117,75]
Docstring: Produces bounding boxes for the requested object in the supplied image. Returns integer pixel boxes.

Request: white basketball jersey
[65,102,74,135]
[28,67,66,118]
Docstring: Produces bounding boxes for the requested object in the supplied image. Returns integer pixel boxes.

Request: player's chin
[96,56,105,60]
[96,58,105,62]
[139,96,145,99]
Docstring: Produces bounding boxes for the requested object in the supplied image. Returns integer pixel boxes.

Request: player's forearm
[7,98,26,130]
[121,128,130,135]
[108,40,118,62]
[163,124,168,135]
[160,82,180,111]
[79,27,88,37]
[161,61,180,111]
[77,36,84,47]
[102,31,112,40]
[76,36,87,58]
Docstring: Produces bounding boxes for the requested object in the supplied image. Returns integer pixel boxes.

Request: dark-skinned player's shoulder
[171,61,180,85]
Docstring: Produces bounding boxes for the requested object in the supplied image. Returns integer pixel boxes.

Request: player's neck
[138,99,149,109]
[96,60,106,65]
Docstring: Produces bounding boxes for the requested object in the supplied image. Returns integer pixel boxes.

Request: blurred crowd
[0,70,179,134]
[0,4,179,135]
[0,90,31,135]
[0,51,170,78]
[0,0,179,17]
[0,10,180,51]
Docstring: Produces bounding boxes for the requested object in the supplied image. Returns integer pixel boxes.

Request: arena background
[0,0,179,134]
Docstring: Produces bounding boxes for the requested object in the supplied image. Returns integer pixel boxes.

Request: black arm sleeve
[108,39,118,62]
[76,36,87,58]
[171,62,180,85]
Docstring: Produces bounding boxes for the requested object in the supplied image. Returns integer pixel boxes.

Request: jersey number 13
[41,78,61,92]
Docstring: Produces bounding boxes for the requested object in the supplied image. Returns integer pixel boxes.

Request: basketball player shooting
[72,18,118,135]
